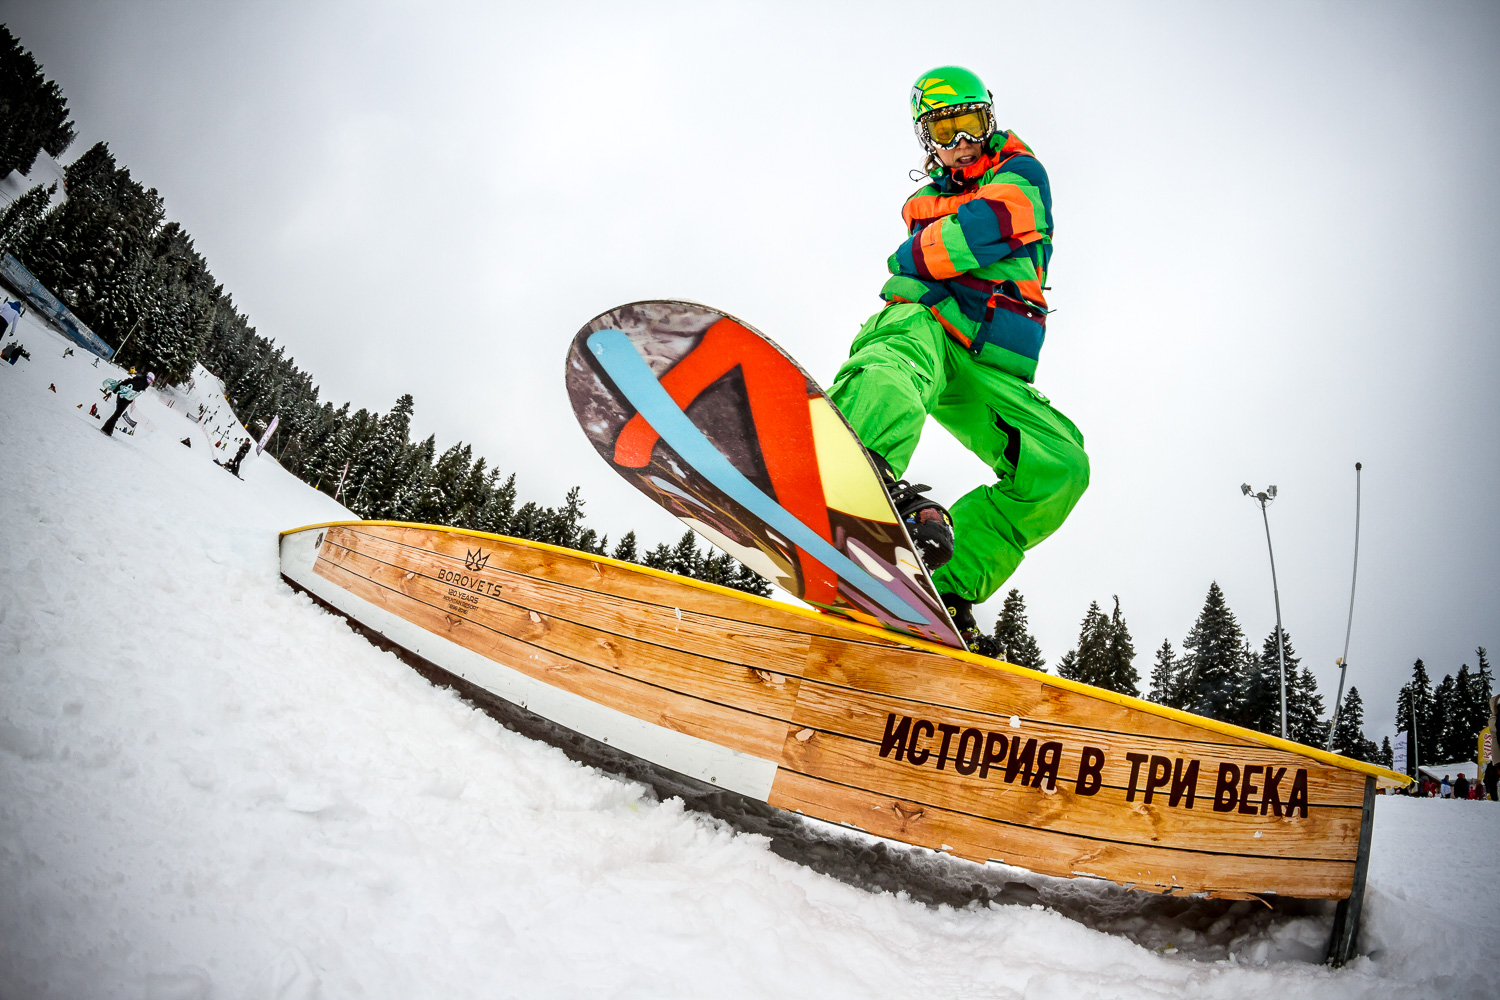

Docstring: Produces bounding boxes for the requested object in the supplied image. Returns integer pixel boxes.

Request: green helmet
[909,66,991,121]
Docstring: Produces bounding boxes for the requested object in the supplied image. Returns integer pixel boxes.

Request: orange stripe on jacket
[916,220,961,278]
[903,189,987,230]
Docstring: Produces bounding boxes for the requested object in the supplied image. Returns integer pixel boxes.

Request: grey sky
[6,0,1497,743]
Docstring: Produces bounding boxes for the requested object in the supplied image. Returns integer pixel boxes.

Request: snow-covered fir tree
[1100,596,1139,696]
[1395,658,1436,775]
[0,182,55,259]
[0,25,76,177]
[641,542,673,571]
[1286,664,1328,747]
[348,395,415,519]
[611,531,638,563]
[1056,600,1107,686]
[1147,639,1185,708]
[992,588,1045,671]
[1330,686,1379,763]
[1180,582,1248,723]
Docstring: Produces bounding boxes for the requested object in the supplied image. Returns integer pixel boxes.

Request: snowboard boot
[869,453,954,573]
[941,592,999,658]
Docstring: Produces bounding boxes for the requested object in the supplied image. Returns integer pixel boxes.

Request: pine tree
[476,473,517,536]
[1395,658,1436,775]
[392,435,438,521]
[547,486,586,549]
[0,181,54,259]
[611,531,638,563]
[1180,582,1248,722]
[991,588,1045,671]
[642,542,673,571]
[730,561,771,597]
[1286,665,1328,747]
[0,25,76,177]
[1457,654,1494,756]
[510,501,543,540]
[1245,628,1298,737]
[1330,686,1379,763]
[1378,737,1393,769]
[348,394,415,519]
[1147,639,1184,707]
[452,458,495,530]
[668,531,701,578]
[1057,601,1109,686]
[1445,665,1478,762]
[1475,647,1494,711]
[1098,596,1140,696]
[1432,673,1459,762]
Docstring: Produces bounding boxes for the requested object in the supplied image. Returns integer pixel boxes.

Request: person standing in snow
[100,371,154,436]
[223,438,252,478]
[1454,772,1469,800]
[1484,760,1498,801]
[1441,775,1452,798]
[827,66,1089,653]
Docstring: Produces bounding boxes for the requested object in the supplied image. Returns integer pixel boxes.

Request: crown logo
[464,548,490,572]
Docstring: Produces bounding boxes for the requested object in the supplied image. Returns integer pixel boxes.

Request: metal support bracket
[1326,775,1377,966]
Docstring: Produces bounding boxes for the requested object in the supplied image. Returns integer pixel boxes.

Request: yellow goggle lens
[925,109,990,147]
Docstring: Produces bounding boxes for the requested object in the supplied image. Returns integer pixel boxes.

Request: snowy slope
[1,316,1492,1000]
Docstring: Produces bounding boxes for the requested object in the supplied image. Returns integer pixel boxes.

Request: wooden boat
[279,519,1407,963]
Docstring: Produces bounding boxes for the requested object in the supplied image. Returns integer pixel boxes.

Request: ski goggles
[920,105,994,149]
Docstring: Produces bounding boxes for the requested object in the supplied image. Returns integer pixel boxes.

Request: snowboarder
[827,66,1089,654]
[100,371,154,436]
[223,438,251,477]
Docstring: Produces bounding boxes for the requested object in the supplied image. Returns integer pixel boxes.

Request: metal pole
[1257,496,1289,739]
[332,459,351,503]
[1328,462,1363,749]
[1412,699,1419,778]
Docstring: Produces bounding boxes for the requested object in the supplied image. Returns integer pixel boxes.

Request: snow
[2,313,1496,999]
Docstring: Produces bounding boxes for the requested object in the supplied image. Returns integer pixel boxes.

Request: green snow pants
[828,303,1090,604]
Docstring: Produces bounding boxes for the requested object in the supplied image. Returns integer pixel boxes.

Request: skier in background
[828,66,1089,654]
[0,297,23,337]
[100,371,154,436]
[223,438,252,478]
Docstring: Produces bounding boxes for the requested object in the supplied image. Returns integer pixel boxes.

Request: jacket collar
[931,131,1031,191]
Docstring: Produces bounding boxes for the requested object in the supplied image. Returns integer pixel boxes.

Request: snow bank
[1,316,1493,999]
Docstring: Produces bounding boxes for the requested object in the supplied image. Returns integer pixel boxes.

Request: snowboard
[565,300,964,649]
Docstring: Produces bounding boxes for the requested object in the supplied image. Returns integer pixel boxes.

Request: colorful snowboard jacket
[882,131,1053,382]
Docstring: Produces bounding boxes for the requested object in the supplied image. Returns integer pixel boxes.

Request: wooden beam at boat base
[279,520,1409,901]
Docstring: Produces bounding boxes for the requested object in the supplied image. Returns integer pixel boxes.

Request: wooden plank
[361,524,910,646]
[312,549,790,760]
[767,770,1356,899]
[776,726,1361,861]
[331,527,817,675]
[318,535,806,716]
[805,636,1287,748]
[787,682,1368,808]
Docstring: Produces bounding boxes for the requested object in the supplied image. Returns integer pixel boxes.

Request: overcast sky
[6,0,1497,745]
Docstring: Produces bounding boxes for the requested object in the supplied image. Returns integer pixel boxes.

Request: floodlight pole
[1242,484,1288,739]
[1327,462,1363,750]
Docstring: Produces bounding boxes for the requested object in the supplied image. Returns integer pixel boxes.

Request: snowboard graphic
[566,300,964,649]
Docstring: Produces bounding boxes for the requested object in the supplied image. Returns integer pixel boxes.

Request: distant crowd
[1396,761,1498,800]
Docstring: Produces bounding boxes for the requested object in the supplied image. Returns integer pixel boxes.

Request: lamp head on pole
[1240,483,1252,496]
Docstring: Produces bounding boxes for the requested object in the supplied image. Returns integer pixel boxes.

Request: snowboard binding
[870,453,954,575]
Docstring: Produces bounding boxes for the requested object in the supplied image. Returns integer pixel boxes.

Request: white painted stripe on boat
[279,528,781,800]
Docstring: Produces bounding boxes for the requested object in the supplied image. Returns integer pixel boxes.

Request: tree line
[0,25,768,599]
[983,582,1492,772]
